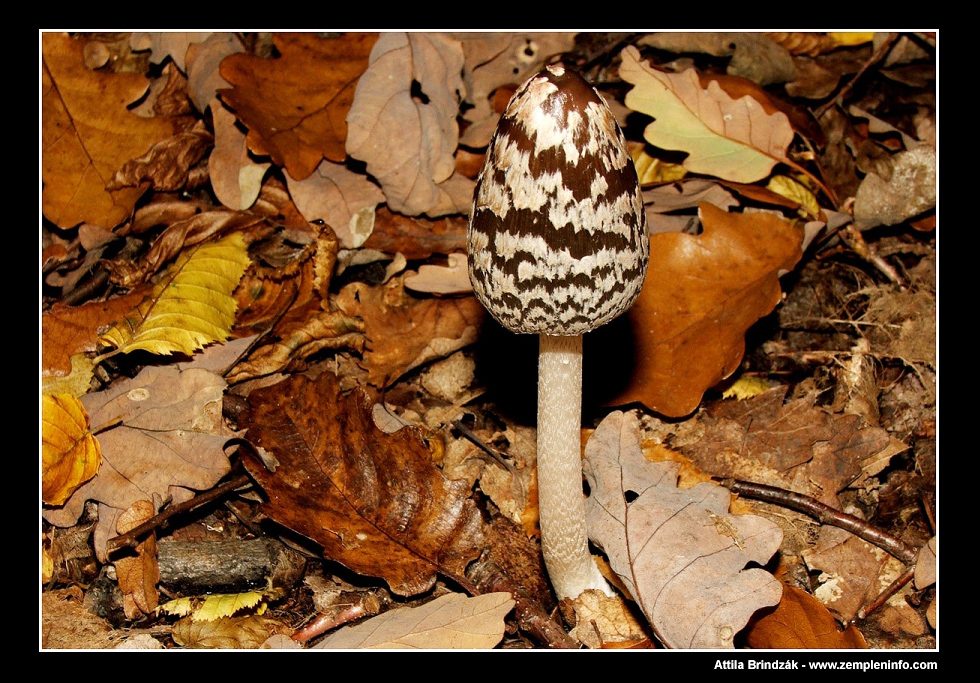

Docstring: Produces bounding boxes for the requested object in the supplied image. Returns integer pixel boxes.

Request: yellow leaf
[722,376,777,400]
[195,592,265,622]
[100,232,251,358]
[160,588,282,622]
[620,46,793,184]
[159,597,195,617]
[42,394,102,506]
[828,32,876,47]
[631,146,687,185]
[767,175,821,220]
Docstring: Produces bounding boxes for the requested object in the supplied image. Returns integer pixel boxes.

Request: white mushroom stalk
[467,65,649,602]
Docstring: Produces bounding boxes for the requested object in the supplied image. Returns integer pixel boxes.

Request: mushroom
[467,65,649,601]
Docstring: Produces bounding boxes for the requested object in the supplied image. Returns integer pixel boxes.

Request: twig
[716,478,918,565]
[451,419,517,474]
[105,473,253,554]
[814,33,902,119]
[856,565,916,620]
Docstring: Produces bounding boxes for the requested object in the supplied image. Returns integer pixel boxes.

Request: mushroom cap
[468,64,648,336]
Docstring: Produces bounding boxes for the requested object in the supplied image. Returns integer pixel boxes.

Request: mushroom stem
[537,333,614,601]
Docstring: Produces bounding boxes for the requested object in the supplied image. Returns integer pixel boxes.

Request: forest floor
[41,31,936,652]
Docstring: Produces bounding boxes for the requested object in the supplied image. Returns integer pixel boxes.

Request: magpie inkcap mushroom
[467,64,649,601]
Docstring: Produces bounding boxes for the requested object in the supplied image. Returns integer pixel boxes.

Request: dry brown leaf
[42,293,146,377]
[107,119,214,192]
[42,32,177,229]
[209,98,271,211]
[184,33,245,112]
[284,160,386,249]
[42,357,236,560]
[314,592,514,649]
[362,208,468,260]
[607,203,802,417]
[744,585,867,648]
[113,500,160,619]
[103,210,266,289]
[803,526,902,624]
[455,32,579,149]
[130,32,215,72]
[226,301,365,384]
[583,411,783,648]
[637,33,796,86]
[226,225,365,383]
[345,32,473,216]
[335,276,485,388]
[218,32,378,180]
[404,253,472,295]
[687,385,904,506]
[171,614,281,649]
[240,371,486,597]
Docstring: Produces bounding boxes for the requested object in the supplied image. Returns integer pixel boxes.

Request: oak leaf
[284,159,386,249]
[42,32,176,229]
[620,46,794,184]
[218,32,378,181]
[607,203,802,417]
[314,592,514,649]
[240,371,486,597]
[42,356,236,560]
[209,98,270,211]
[583,411,783,649]
[743,585,867,649]
[345,32,473,216]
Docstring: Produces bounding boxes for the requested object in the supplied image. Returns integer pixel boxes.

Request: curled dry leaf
[104,210,263,289]
[335,276,485,388]
[107,119,214,192]
[314,592,514,649]
[225,302,366,384]
[583,411,783,649]
[113,500,160,619]
[241,371,486,597]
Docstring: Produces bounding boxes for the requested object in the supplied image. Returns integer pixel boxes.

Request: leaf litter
[41,31,936,651]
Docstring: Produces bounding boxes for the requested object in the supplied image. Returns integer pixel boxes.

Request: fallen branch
[105,473,253,554]
[716,478,918,565]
